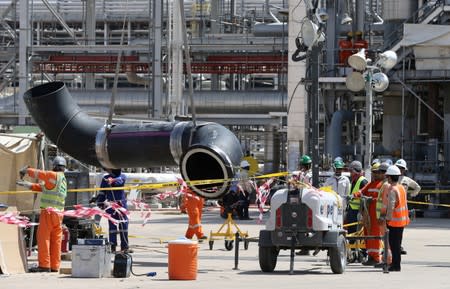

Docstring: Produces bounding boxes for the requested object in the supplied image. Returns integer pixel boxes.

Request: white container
[72,245,111,278]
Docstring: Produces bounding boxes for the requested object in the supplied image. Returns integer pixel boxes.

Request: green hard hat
[334,160,345,169]
[300,154,312,165]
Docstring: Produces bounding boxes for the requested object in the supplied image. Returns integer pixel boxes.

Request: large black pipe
[23,81,243,199]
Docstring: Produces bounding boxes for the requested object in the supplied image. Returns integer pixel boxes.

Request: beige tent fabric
[0,134,41,213]
[0,223,28,274]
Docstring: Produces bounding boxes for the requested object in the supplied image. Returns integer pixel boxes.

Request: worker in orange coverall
[354,162,386,266]
[184,188,207,241]
[16,156,67,273]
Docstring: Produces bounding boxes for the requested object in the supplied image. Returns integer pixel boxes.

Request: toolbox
[71,244,111,278]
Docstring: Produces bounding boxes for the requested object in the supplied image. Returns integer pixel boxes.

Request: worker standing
[356,162,386,266]
[184,188,207,241]
[16,156,67,273]
[379,165,410,272]
[323,159,351,212]
[293,154,313,255]
[346,160,368,235]
[338,32,353,66]
[395,158,420,255]
[293,155,313,185]
[236,160,254,220]
[97,168,130,253]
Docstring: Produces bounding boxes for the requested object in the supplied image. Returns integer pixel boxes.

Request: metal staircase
[384,1,450,64]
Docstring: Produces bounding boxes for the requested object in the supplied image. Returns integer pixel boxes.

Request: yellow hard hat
[371,162,381,172]
[347,31,353,37]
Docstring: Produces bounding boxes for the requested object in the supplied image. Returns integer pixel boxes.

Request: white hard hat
[395,159,407,170]
[240,160,250,168]
[385,165,401,176]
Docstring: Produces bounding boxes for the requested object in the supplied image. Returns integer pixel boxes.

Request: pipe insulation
[325,110,353,159]
[23,81,243,198]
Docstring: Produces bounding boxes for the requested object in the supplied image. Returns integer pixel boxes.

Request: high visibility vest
[375,182,388,219]
[348,176,366,210]
[40,172,67,210]
[387,184,410,227]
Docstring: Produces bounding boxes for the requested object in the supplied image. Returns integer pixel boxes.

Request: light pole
[346,49,398,172]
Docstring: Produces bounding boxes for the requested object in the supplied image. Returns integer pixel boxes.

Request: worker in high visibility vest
[354,162,386,266]
[379,165,410,272]
[16,156,67,273]
[346,160,368,235]
[395,158,420,255]
[184,188,207,241]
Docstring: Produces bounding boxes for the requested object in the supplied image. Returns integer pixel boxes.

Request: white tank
[266,187,344,231]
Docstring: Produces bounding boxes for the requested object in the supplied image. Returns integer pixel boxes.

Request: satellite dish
[371,72,389,92]
[377,50,397,70]
[346,71,365,92]
[348,49,367,71]
[301,19,325,48]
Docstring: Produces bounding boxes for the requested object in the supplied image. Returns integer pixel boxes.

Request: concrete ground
[1,206,450,289]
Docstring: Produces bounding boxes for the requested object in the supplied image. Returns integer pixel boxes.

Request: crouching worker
[17,156,67,273]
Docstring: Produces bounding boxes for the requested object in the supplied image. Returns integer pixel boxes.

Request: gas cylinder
[61,225,70,253]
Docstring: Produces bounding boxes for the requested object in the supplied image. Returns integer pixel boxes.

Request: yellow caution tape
[418,189,450,194]
[408,200,450,208]
[319,186,343,209]
[0,171,290,196]
[343,221,359,228]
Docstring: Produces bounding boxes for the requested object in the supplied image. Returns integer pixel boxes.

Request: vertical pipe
[310,44,320,187]
[364,71,373,175]
[152,0,163,118]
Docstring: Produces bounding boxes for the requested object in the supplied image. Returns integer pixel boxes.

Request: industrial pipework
[23,81,243,199]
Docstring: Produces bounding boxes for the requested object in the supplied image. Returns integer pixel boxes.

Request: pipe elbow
[23,82,243,199]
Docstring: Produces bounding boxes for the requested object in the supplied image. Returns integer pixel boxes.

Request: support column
[85,0,96,89]
[18,0,29,125]
[152,0,163,118]
[264,125,280,173]
[287,0,307,172]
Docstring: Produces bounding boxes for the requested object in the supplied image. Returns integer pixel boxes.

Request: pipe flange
[95,125,116,169]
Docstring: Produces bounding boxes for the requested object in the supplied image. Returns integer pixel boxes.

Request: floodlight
[301,19,325,48]
[341,13,352,25]
[348,49,367,71]
[317,7,329,23]
[345,71,365,92]
[371,72,389,92]
[376,50,397,70]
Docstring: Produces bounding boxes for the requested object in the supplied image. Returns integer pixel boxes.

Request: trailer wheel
[259,246,279,272]
[329,235,347,274]
[225,240,234,251]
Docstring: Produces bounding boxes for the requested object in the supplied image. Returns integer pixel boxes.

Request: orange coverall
[184,190,205,240]
[359,179,384,263]
[27,168,65,271]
